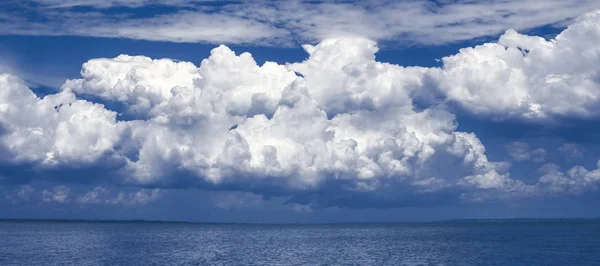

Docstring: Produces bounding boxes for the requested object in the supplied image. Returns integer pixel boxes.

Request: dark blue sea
[1,220,599,265]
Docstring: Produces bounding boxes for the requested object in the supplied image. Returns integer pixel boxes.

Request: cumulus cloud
[117,188,163,205]
[466,161,600,199]
[2,0,600,46]
[0,37,513,208]
[538,162,600,195]
[77,186,163,205]
[76,186,110,204]
[0,73,127,167]
[3,9,600,208]
[558,143,584,159]
[42,185,70,203]
[506,142,546,163]
[428,10,600,119]
[17,185,34,201]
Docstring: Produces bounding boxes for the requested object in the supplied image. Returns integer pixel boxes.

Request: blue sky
[2,0,600,223]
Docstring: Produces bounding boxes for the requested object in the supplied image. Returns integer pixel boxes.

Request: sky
[1,0,600,223]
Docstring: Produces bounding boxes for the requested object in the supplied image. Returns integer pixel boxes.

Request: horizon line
[1,217,599,225]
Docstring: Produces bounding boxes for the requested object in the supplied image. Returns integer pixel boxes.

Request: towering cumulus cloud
[428,10,600,119]
[0,74,125,165]
[3,10,600,208]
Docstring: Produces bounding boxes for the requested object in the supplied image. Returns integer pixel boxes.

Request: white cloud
[465,161,600,199]
[1,36,512,206]
[113,188,163,205]
[89,12,290,45]
[4,10,600,207]
[3,0,600,46]
[0,6,289,46]
[30,0,206,8]
[77,186,163,205]
[558,143,584,158]
[76,186,110,204]
[17,185,34,201]
[428,9,600,119]
[264,0,600,45]
[538,161,600,195]
[0,74,127,166]
[506,142,546,162]
[42,185,71,203]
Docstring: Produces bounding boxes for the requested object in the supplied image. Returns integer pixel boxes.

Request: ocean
[0,219,599,265]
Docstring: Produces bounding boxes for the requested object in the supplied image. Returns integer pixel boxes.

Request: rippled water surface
[1,220,599,265]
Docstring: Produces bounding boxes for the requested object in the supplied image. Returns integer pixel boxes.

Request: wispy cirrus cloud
[1,0,600,46]
[28,0,209,8]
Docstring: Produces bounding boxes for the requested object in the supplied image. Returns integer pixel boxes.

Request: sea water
[1,220,599,265]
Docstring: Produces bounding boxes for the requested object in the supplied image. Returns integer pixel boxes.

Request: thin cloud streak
[1,0,600,46]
